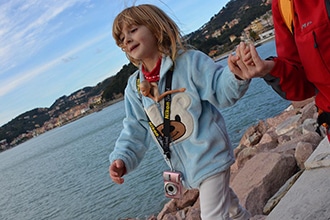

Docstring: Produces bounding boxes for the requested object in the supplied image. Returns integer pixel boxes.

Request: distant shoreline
[0,97,124,152]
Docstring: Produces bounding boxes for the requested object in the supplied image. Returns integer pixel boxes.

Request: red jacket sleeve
[265,0,315,101]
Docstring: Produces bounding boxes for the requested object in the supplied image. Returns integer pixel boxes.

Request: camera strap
[136,68,173,160]
[162,69,173,160]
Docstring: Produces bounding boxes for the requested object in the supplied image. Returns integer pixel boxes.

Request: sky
[0,0,230,126]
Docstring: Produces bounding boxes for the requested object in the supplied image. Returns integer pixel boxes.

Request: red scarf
[142,58,161,82]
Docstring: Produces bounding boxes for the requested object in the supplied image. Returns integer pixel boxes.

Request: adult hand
[228,42,274,80]
[109,159,126,184]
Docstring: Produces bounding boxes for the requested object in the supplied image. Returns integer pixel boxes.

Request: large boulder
[231,152,297,216]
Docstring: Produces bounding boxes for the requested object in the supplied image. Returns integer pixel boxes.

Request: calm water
[0,40,290,220]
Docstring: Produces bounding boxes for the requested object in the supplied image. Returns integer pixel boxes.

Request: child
[109,4,251,219]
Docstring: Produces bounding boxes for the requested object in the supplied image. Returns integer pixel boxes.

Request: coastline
[0,97,124,152]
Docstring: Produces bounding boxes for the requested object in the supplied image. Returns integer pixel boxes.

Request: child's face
[119,24,159,62]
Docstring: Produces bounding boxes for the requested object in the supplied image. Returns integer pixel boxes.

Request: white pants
[199,169,250,220]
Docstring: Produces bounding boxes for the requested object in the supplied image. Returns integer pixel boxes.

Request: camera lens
[165,183,178,195]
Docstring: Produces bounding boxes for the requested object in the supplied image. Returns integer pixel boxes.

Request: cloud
[61,56,79,63]
[94,48,103,54]
[0,0,91,75]
[0,31,109,97]
[0,58,60,97]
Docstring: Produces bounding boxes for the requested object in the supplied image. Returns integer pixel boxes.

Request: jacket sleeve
[109,73,153,173]
[186,50,250,108]
[263,0,315,101]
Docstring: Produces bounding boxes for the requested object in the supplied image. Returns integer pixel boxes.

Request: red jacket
[265,0,330,112]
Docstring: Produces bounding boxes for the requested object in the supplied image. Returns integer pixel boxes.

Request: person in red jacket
[228,0,330,141]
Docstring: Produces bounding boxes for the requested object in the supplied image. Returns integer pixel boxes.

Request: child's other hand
[228,49,241,78]
[109,159,126,184]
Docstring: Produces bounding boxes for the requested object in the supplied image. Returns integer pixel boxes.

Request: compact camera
[163,171,183,199]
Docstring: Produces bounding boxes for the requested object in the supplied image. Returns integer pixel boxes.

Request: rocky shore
[127,97,323,219]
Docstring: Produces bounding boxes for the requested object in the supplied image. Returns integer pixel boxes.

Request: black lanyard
[137,69,173,160]
[162,69,173,159]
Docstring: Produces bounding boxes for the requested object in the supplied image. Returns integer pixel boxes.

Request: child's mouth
[130,44,139,52]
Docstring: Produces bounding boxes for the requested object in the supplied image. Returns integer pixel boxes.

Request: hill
[187,0,271,55]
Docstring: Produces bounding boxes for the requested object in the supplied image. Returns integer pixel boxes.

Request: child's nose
[124,37,132,45]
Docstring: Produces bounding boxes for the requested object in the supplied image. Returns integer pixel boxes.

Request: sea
[0,39,290,220]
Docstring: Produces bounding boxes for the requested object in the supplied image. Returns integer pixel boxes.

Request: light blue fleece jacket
[109,49,250,189]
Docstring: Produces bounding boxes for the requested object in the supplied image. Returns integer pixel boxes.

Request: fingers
[228,53,239,67]
[228,41,272,79]
[109,160,125,184]
[235,58,249,80]
[248,44,262,66]
[239,42,254,65]
[228,42,263,80]
[228,53,243,78]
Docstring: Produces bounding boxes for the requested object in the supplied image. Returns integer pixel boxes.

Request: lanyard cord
[137,69,173,160]
[162,69,173,160]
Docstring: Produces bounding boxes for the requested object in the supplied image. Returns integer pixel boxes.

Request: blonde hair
[112,4,186,65]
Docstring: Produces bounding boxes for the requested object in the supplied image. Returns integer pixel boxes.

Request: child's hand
[109,159,126,184]
[228,42,274,79]
[228,48,242,78]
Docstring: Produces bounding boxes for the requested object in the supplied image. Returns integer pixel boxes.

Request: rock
[275,114,301,136]
[231,152,297,216]
[185,207,201,220]
[255,141,278,152]
[302,118,317,134]
[299,100,316,122]
[174,189,199,209]
[236,147,259,169]
[250,215,267,220]
[295,142,314,169]
[291,97,315,109]
[256,120,269,135]
[157,189,199,219]
[305,138,330,169]
[249,131,263,145]
[239,125,258,147]
[265,109,297,128]
[272,132,322,154]
[263,170,303,214]
[277,134,291,145]
[234,144,247,158]
[258,129,277,145]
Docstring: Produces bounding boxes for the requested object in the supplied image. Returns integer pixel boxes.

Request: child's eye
[130,27,137,33]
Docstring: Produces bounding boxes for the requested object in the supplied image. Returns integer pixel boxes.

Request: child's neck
[142,55,162,72]
[142,57,162,82]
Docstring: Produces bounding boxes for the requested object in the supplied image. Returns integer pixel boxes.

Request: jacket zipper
[312,31,330,73]
[313,31,318,48]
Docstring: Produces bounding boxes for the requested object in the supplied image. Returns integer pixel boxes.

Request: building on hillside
[250,19,264,34]
[0,139,8,150]
[259,29,275,39]
[212,29,222,38]
[229,35,237,42]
